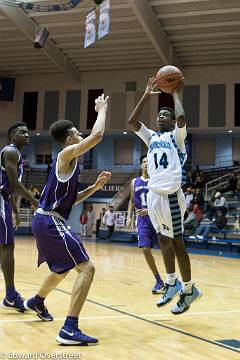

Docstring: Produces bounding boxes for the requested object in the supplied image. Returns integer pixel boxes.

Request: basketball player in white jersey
[128,77,202,315]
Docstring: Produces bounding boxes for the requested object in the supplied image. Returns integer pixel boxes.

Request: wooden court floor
[0,236,239,360]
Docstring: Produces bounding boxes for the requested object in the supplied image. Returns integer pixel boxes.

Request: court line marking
[54,288,240,354]
[93,260,240,289]
[0,309,240,323]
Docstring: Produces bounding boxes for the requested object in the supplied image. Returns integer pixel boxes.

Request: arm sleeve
[173,124,187,152]
[135,123,155,147]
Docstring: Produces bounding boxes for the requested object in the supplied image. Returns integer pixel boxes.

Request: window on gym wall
[22,92,38,130]
[183,85,200,128]
[65,90,81,127]
[208,84,226,127]
[114,139,133,165]
[193,138,216,166]
[43,91,59,130]
[234,84,240,126]
[87,89,103,129]
[35,140,52,165]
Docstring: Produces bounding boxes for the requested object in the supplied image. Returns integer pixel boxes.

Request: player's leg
[142,247,164,294]
[24,271,68,321]
[156,234,182,307]
[147,191,182,307]
[138,225,163,293]
[56,260,98,346]
[0,202,25,312]
[170,190,202,314]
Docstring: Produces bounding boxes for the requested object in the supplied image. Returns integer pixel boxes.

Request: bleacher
[184,194,240,257]
[22,167,135,190]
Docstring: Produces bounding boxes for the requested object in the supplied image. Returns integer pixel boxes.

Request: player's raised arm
[75,171,111,204]
[128,77,160,132]
[172,79,186,128]
[60,94,109,162]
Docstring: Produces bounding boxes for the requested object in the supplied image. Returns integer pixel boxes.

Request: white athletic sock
[182,280,193,294]
[166,272,177,285]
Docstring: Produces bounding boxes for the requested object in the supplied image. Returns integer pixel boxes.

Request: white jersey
[135,123,187,194]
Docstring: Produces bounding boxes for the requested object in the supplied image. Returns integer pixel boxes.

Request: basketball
[156,65,183,93]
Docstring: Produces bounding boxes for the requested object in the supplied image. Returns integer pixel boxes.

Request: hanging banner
[98,0,110,40]
[84,9,96,48]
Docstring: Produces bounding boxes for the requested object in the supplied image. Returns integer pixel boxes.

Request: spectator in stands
[86,204,95,237]
[79,209,88,236]
[194,209,227,239]
[193,188,205,210]
[194,170,205,189]
[185,187,194,210]
[102,205,116,240]
[186,171,194,188]
[213,192,228,215]
[183,203,198,234]
[193,203,203,223]
[95,207,106,238]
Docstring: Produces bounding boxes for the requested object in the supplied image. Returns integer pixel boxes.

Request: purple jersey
[0,144,23,200]
[0,144,23,245]
[133,176,153,228]
[39,156,80,220]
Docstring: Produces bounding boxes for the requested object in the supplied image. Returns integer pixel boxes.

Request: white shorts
[147,188,186,239]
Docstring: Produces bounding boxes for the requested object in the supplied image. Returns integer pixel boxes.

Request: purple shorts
[137,223,158,248]
[32,213,89,273]
[0,196,14,245]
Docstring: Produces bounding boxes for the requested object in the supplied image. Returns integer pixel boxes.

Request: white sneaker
[196,235,204,240]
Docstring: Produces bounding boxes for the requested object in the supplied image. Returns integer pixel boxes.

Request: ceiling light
[228,130,233,133]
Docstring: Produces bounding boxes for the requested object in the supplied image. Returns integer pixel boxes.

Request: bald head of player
[156,107,175,132]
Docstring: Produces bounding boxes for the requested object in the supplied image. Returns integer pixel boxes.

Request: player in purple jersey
[0,122,38,312]
[127,155,164,294]
[24,94,111,346]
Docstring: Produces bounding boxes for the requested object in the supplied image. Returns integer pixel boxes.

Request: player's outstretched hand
[172,77,185,94]
[95,94,109,113]
[144,77,161,97]
[95,171,111,190]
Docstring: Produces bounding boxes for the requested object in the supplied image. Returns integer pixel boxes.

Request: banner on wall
[98,0,110,40]
[84,9,96,48]
[116,212,125,227]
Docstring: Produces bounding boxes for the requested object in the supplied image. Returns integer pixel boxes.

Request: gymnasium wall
[1,64,240,169]
[0,64,240,133]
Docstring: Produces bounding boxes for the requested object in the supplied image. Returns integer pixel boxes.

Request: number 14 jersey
[136,123,187,194]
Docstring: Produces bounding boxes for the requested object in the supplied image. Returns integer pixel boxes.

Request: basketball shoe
[56,328,99,345]
[0,292,25,312]
[152,280,164,294]
[171,284,202,315]
[24,298,53,321]
[156,279,182,307]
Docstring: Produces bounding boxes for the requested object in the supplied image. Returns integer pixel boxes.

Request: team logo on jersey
[149,140,171,153]
[162,224,169,231]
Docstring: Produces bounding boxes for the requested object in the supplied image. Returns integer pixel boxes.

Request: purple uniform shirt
[0,144,23,244]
